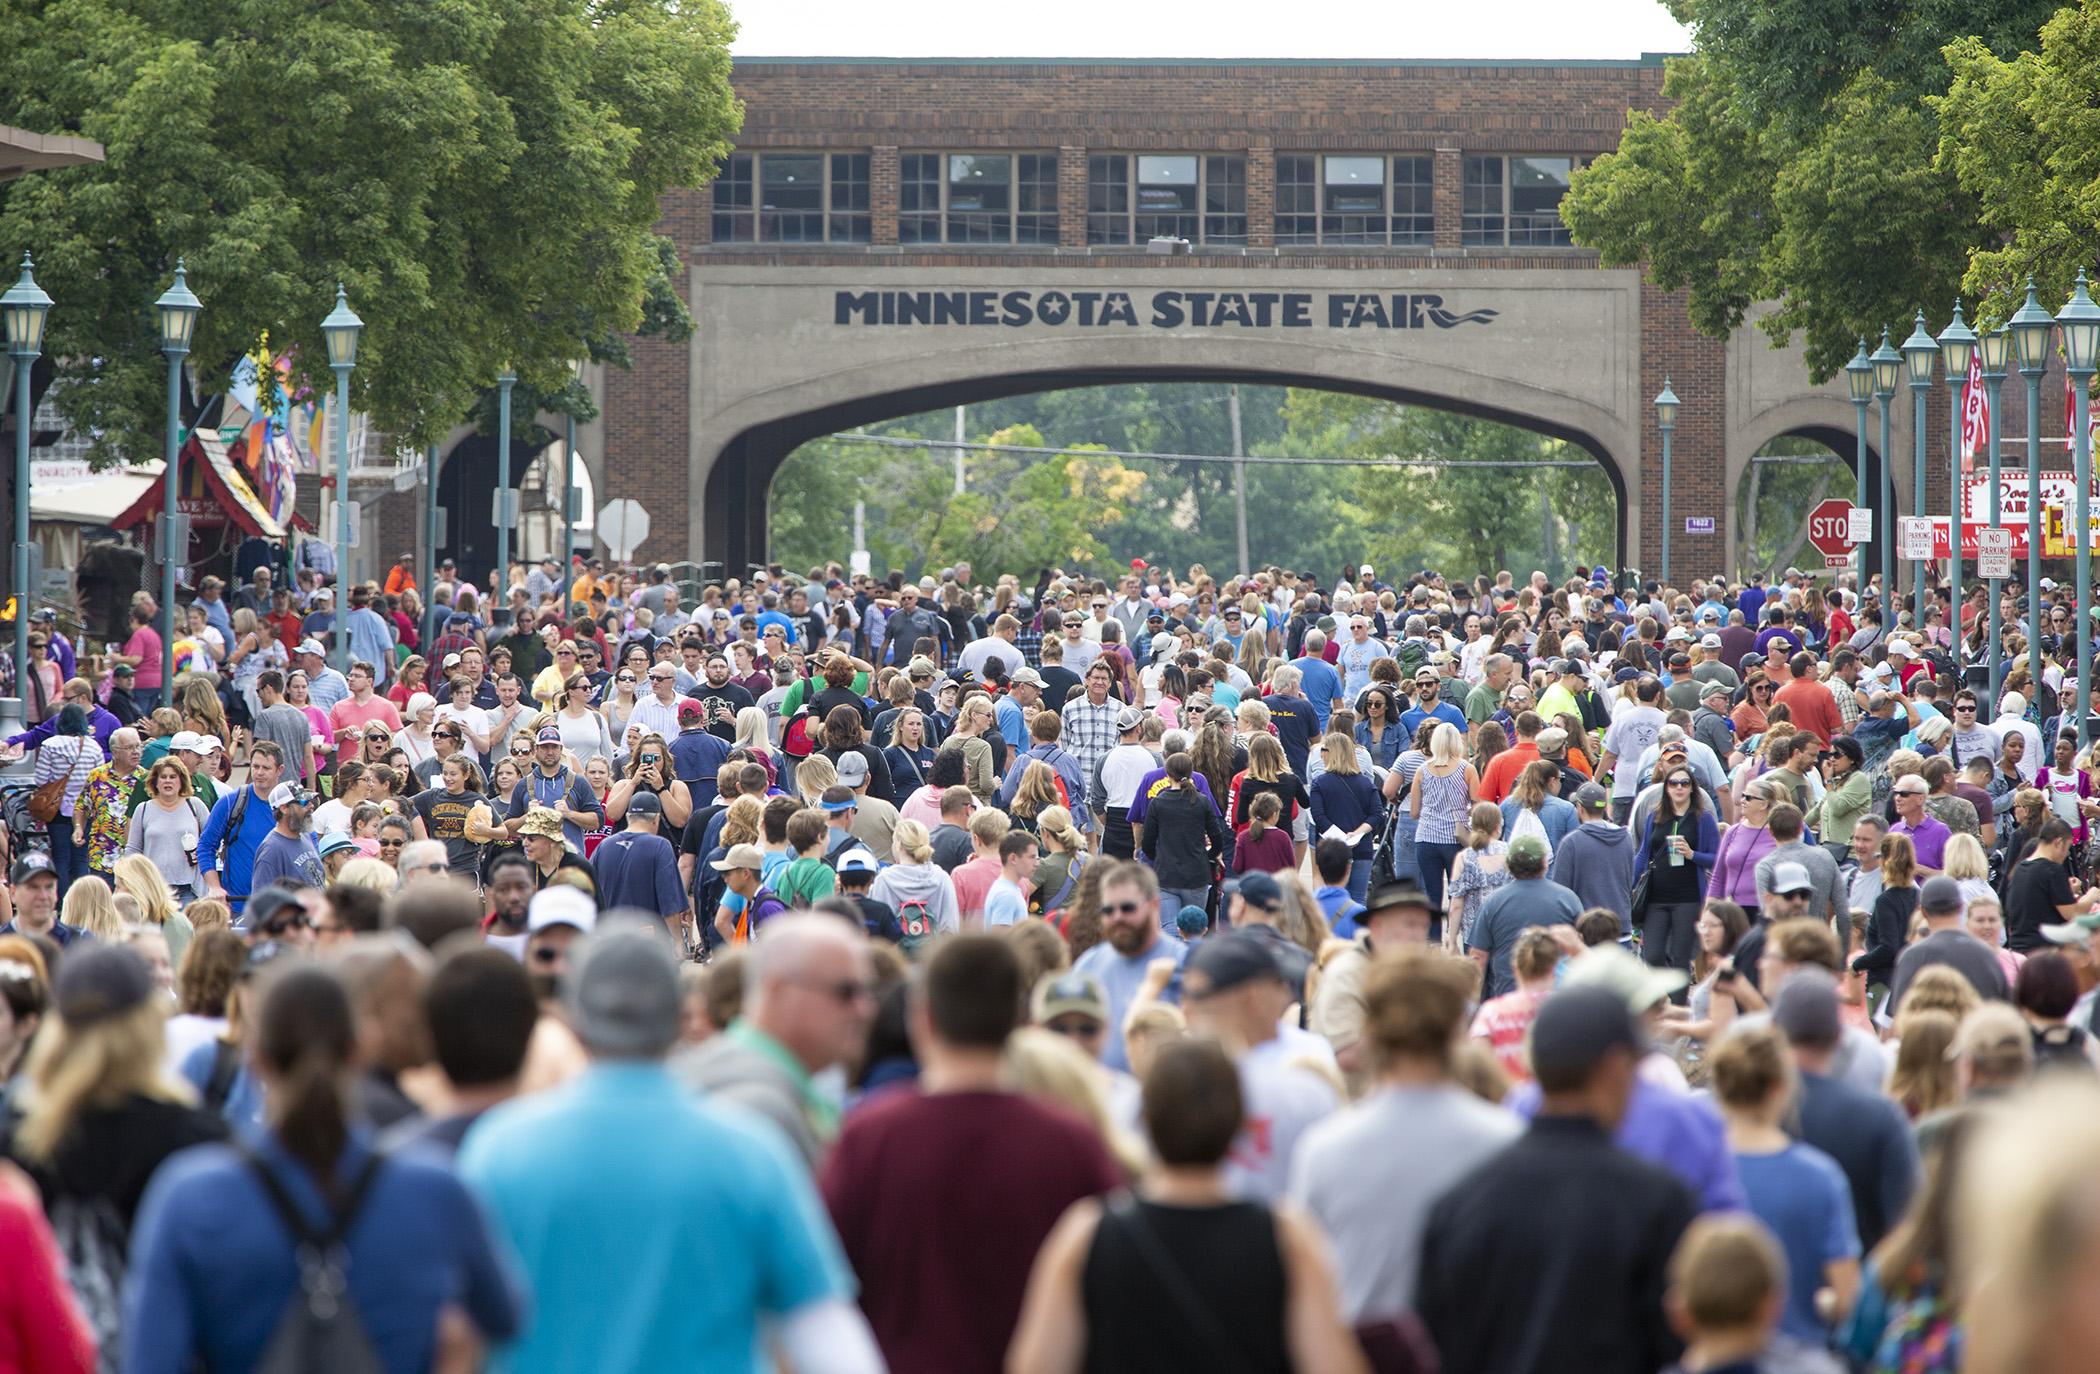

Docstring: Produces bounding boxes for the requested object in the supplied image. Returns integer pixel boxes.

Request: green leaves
[1566,0,2055,382]
[0,0,737,466]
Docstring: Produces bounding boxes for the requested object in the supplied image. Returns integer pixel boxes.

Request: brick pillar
[871,146,899,247]
[1059,146,1087,248]
[1433,146,1462,251]
[1641,280,1728,582]
[602,192,698,565]
[1246,139,1274,250]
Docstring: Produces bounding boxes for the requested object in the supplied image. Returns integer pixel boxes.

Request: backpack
[780,707,816,758]
[243,1148,389,1374]
[895,897,937,957]
[1870,1290,1961,1374]
[46,1194,128,1374]
[1393,640,1429,678]
[2033,1023,2094,1074]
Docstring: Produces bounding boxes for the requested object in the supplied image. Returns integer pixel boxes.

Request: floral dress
[1444,840,1511,949]
[79,762,133,875]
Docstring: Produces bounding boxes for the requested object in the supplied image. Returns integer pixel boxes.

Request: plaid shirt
[1828,676,1863,732]
[1059,696,1123,783]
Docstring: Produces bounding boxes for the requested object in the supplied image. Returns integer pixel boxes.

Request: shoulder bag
[28,737,90,826]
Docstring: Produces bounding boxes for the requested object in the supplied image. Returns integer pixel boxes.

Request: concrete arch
[687,265,1652,575]
[705,362,1633,578]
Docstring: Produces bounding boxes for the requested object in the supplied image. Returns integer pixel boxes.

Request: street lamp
[1846,338,1874,599]
[563,357,583,614]
[496,365,515,624]
[2,255,52,682]
[2012,276,2055,692]
[1872,327,1904,615]
[2058,270,2100,746]
[154,261,200,696]
[1902,311,1940,632]
[1654,377,1678,587]
[1939,303,1977,672]
[321,284,361,676]
[1978,324,2011,704]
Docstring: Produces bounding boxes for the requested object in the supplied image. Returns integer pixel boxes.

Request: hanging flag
[2064,369,2100,450]
[1961,366,1989,473]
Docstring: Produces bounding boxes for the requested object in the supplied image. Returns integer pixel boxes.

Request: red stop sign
[1806,498,1856,558]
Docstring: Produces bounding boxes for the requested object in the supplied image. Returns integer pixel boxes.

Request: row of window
[710,152,1591,248]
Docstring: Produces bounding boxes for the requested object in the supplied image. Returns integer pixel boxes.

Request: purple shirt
[1890,814,1951,870]
[1509,1072,1745,1213]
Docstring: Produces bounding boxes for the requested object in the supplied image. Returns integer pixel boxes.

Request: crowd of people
[1,546,2100,1373]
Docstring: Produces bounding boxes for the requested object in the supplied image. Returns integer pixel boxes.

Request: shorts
[1291,810,1308,843]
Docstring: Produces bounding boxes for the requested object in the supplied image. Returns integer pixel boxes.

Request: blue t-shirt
[1073,932,1187,1072]
[458,1063,853,1374]
[250,830,324,891]
[984,877,1028,928]
[196,785,281,906]
[1399,700,1468,742]
[593,830,688,918]
[1333,637,1391,699]
[1291,655,1345,728]
[1736,1143,1861,1343]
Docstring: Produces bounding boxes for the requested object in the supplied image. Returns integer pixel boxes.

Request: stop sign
[1806,498,1856,560]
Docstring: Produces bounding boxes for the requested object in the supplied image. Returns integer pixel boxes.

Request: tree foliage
[0,0,738,466]
[1562,0,2056,381]
[1938,3,2100,319]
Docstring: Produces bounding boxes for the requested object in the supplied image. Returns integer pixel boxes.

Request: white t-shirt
[311,798,354,837]
[1224,1037,1340,1203]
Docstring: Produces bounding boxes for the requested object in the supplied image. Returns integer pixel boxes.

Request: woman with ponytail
[1141,752,1232,919]
[123,962,524,1373]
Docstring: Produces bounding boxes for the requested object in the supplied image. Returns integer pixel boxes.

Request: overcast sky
[727,0,1692,63]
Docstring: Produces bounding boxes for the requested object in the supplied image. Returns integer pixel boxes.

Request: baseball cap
[54,945,155,1028]
[1887,639,1914,658]
[239,885,306,935]
[169,730,204,754]
[1563,943,1687,1013]
[1182,930,1284,997]
[441,653,462,670]
[196,734,224,755]
[1115,705,1144,732]
[535,724,563,744]
[1573,781,1611,810]
[1223,871,1283,911]
[296,638,327,656]
[1529,986,1640,1080]
[1766,860,1814,896]
[563,928,679,1057]
[1771,967,1842,1044]
[835,848,880,874]
[2042,910,2100,948]
[112,663,133,677]
[1700,680,1731,702]
[1918,875,1965,916]
[1507,833,1549,866]
[1700,633,1722,649]
[528,885,598,935]
[907,656,940,678]
[267,783,315,810]
[676,698,705,722]
[834,751,871,787]
[1545,657,1572,676]
[625,789,662,815]
[711,843,766,873]
[1032,970,1109,1024]
[1011,667,1044,688]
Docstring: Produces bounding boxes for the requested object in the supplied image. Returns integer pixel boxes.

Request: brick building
[576,56,1887,580]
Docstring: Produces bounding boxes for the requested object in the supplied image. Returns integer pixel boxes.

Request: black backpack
[243,1148,389,1374]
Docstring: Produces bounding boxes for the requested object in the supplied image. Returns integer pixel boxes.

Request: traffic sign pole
[1806,498,1858,572]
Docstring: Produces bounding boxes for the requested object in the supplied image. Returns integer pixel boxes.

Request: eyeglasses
[1099,900,1143,916]
[1896,787,1928,797]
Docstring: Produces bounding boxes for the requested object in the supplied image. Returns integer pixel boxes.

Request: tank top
[1081,1198,1289,1374]
[1414,763,1473,843]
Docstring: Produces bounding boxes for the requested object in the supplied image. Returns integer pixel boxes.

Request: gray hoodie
[1548,819,1635,932]
[869,860,961,934]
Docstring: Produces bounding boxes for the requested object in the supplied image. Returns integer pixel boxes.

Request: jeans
[48,820,87,898]
[133,687,162,712]
[1347,858,1372,904]
[1160,885,1211,934]
[1416,839,1464,915]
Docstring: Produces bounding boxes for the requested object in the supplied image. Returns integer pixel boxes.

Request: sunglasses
[617,674,636,684]
[378,838,405,849]
[1044,1018,1105,1039]
[531,946,562,966]
[1667,777,1693,787]
[1099,900,1143,916]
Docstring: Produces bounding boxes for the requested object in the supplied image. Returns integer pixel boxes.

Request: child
[773,808,838,908]
[834,849,901,942]
[1663,1213,1843,1374]
[983,830,1037,928]
[1231,792,1296,875]
[1310,836,1366,936]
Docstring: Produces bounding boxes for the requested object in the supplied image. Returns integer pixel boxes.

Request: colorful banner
[1962,368,1989,473]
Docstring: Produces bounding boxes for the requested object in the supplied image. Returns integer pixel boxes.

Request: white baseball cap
[527,886,598,935]
[169,730,204,753]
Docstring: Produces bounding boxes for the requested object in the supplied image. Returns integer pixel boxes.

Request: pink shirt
[951,854,1001,918]
[124,626,163,688]
[329,695,404,741]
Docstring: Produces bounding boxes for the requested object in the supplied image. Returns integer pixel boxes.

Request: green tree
[1279,391,1615,577]
[0,0,738,464]
[1938,5,2100,317]
[1561,0,2056,381]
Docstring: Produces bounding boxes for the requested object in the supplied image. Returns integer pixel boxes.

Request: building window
[710,153,754,242]
[894,152,1059,245]
[710,150,875,244]
[1274,155,1317,246]
[1087,154,1246,246]
[1205,155,1247,245]
[1464,155,1588,247]
[1276,154,1434,247]
[829,153,870,243]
